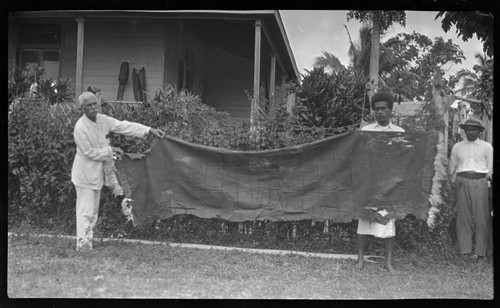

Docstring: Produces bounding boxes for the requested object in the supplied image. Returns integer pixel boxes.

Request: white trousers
[75,185,101,250]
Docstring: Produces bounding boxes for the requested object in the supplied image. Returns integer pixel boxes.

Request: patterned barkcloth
[115,131,440,225]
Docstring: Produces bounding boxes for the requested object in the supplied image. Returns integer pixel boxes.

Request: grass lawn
[7,233,494,299]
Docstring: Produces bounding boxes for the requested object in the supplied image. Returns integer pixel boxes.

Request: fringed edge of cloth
[121,198,134,222]
[114,158,135,223]
[103,159,124,196]
[427,131,447,228]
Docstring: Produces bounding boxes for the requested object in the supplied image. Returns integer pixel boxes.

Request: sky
[280,10,484,78]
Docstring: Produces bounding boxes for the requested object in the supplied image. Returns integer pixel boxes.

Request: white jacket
[71,113,150,189]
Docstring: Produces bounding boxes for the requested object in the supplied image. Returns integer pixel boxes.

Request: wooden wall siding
[183,21,207,97]
[9,16,289,120]
[8,19,78,87]
[163,20,182,91]
[204,45,271,121]
[162,20,207,98]
[8,20,18,73]
[204,46,252,120]
[60,22,77,86]
[82,20,164,101]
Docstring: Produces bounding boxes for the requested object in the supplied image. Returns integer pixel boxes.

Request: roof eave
[9,10,300,81]
[273,11,300,81]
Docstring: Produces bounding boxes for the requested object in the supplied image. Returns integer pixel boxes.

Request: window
[17,24,62,79]
[19,49,60,79]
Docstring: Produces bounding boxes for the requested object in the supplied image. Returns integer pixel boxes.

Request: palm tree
[344,24,372,76]
[313,51,346,74]
[344,25,404,83]
[347,11,406,101]
[454,53,491,98]
[472,52,490,73]
[344,25,405,96]
[453,52,492,119]
[454,69,479,98]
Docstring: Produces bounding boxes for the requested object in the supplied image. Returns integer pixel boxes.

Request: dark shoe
[475,255,487,263]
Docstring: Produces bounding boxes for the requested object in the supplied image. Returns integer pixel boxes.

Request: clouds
[280,10,484,77]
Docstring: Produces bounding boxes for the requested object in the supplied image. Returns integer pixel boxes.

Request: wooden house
[8,10,300,122]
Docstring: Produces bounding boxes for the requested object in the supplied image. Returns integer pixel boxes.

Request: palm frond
[455,68,477,80]
[313,51,345,73]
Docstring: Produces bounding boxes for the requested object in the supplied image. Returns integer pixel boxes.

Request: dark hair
[371,92,394,110]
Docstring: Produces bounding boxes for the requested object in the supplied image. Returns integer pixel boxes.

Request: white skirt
[357,218,396,238]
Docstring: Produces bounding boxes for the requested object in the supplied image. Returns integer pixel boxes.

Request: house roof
[392,101,425,116]
[9,10,300,81]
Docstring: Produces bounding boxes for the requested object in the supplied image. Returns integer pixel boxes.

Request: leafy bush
[472,57,493,114]
[8,65,45,104]
[295,67,367,128]
[36,77,74,105]
[8,65,458,257]
[8,100,79,232]
[8,77,365,252]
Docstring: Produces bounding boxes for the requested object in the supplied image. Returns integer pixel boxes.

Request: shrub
[8,99,79,232]
[8,64,74,117]
[8,65,44,104]
[36,77,74,105]
[8,81,363,252]
[295,67,367,128]
[8,65,458,257]
[397,100,458,257]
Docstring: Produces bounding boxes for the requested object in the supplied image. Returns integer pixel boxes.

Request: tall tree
[376,31,465,101]
[436,11,494,57]
[344,25,404,96]
[347,10,406,103]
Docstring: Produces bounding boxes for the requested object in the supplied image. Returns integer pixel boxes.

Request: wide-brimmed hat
[459,118,485,131]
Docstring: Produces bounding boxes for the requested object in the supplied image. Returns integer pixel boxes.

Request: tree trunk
[368,18,381,114]
[432,69,452,154]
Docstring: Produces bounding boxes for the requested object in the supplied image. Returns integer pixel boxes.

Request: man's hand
[149,128,165,138]
[449,172,456,184]
[112,147,123,160]
[374,212,390,225]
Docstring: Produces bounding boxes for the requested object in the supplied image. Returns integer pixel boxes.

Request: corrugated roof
[392,101,425,116]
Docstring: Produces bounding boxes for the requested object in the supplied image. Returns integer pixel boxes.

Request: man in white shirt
[355,92,405,273]
[72,91,165,251]
[449,118,493,261]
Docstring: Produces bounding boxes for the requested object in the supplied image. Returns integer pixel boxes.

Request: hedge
[8,79,457,257]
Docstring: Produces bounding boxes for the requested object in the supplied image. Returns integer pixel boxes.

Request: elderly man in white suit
[72,91,165,251]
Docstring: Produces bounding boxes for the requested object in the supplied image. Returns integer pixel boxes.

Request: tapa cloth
[356,121,404,238]
[115,131,439,225]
